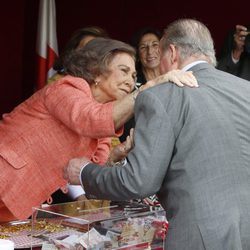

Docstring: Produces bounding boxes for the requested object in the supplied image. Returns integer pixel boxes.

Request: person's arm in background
[217,24,249,75]
[232,25,248,62]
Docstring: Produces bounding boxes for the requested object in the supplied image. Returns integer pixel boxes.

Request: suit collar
[187,61,214,73]
[182,61,208,71]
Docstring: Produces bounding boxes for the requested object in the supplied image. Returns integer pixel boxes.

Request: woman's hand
[107,128,134,165]
[63,157,90,185]
[143,69,198,90]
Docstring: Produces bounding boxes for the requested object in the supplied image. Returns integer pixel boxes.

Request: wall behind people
[0,0,38,115]
[0,0,249,116]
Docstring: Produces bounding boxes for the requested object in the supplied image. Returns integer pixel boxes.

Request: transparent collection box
[31,200,168,249]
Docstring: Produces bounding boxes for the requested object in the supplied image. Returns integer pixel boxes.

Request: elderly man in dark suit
[64,18,250,249]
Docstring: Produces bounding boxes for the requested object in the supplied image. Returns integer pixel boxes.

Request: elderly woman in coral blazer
[0,38,197,222]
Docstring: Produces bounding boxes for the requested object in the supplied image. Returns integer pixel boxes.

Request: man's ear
[169,44,178,64]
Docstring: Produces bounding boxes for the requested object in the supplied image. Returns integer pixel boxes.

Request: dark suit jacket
[217,51,250,81]
[81,63,250,249]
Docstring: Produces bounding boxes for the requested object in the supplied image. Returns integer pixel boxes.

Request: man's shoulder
[137,83,186,112]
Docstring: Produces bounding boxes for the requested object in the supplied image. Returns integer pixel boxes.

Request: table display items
[0,201,168,249]
[30,200,168,250]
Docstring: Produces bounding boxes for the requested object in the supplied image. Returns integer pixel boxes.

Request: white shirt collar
[182,61,207,72]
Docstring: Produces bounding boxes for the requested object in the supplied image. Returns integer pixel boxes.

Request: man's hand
[108,128,134,165]
[63,157,90,185]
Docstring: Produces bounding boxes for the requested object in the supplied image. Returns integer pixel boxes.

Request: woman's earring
[95,80,99,86]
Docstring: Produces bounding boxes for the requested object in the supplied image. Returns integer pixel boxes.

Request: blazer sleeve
[44,80,120,138]
[81,90,176,201]
[91,137,111,165]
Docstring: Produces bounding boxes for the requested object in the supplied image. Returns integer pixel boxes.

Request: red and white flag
[36,0,58,89]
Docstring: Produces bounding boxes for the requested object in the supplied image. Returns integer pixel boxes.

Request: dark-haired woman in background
[131,27,162,85]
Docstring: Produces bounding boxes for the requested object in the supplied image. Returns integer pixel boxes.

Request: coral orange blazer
[0,75,122,220]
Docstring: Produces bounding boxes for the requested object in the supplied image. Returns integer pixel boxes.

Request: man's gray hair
[161,19,217,66]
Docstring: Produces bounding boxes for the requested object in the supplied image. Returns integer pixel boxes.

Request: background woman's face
[138,33,160,70]
[97,53,136,102]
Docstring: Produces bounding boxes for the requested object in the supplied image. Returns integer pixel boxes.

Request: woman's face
[96,53,136,102]
[138,33,160,70]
